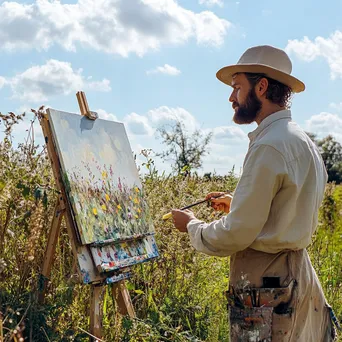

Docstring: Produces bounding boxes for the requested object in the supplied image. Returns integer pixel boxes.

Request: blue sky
[1,0,342,175]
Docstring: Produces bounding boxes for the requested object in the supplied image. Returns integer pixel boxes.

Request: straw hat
[216,45,305,93]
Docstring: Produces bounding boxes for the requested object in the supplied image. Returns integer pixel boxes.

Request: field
[0,110,341,341]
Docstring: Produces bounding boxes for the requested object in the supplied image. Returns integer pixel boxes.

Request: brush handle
[162,192,232,220]
[162,212,173,220]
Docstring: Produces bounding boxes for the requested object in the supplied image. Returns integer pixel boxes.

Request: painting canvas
[46,108,159,278]
[48,109,155,246]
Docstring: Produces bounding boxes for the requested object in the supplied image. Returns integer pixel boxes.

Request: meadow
[0,110,341,341]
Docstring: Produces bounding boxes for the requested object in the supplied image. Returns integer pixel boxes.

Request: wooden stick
[112,280,135,318]
[90,285,103,341]
[38,202,65,303]
[0,313,3,342]
[78,327,106,342]
[76,91,98,120]
[76,91,90,116]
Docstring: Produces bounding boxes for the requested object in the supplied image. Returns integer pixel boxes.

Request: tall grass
[0,109,341,341]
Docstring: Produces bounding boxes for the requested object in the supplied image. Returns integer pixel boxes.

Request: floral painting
[47,109,155,246]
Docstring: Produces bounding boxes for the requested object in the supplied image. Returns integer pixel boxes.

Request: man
[172,45,336,341]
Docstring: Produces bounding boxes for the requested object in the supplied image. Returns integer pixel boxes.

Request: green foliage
[0,110,341,341]
[307,133,342,184]
[309,183,342,322]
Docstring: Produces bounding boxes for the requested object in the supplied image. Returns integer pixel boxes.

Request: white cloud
[0,77,6,88]
[147,106,198,131]
[306,112,342,142]
[199,0,224,7]
[286,31,342,79]
[97,109,119,122]
[125,112,154,136]
[330,102,342,111]
[202,142,246,175]
[2,59,110,102]
[146,64,181,76]
[0,0,231,56]
[211,125,247,142]
[111,106,200,137]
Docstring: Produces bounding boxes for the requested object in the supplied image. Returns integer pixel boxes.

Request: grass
[0,109,341,341]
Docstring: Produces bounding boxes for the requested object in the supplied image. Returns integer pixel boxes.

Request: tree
[157,121,212,174]
[307,133,342,184]
[317,135,342,184]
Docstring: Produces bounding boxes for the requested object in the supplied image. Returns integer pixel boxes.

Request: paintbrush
[162,192,233,220]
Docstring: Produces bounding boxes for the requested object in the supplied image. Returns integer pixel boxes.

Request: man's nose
[229,91,235,103]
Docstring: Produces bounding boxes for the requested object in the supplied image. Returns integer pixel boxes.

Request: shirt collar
[248,109,292,142]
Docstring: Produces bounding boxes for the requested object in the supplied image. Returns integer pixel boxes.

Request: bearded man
[172,45,337,341]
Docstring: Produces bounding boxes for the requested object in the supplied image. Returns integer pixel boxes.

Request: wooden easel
[38,92,135,341]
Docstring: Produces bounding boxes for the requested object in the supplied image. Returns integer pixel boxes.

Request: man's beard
[233,87,262,124]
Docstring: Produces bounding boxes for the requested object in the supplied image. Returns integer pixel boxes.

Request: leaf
[16,181,24,189]
[134,289,144,295]
[125,282,135,291]
[43,191,48,208]
[122,317,133,330]
[22,186,30,198]
[34,187,42,200]
[0,179,5,192]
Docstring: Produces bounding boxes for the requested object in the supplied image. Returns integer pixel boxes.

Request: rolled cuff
[187,219,227,256]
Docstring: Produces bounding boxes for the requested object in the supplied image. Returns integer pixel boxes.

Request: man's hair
[244,73,293,108]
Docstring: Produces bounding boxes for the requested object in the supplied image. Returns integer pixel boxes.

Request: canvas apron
[228,248,335,342]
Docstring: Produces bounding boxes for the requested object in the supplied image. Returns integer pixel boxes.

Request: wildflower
[134,214,139,219]
[101,204,107,211]
[134,198,139,204]
[117,204,122,210]
[135,187,140,193]
[105,194,110,201]
[137,208,141,213]
[93,208,98,215]
[102,171,108,179]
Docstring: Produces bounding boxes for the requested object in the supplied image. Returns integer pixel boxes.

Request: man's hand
[206,192,232,213]
[171,209,196,232]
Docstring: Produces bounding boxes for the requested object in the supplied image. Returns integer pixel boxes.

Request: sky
[0,0,342,176]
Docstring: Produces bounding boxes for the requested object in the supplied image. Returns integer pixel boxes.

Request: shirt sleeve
[187,144,288,256]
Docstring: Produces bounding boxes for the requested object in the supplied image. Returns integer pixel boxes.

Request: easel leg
[112,280,136,318]
[90,285,103,341]
[38,202,64,303]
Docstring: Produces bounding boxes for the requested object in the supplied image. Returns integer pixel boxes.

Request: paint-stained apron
[228,248,336,342]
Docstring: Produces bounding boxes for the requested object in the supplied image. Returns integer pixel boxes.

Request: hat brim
[216,64,305,93]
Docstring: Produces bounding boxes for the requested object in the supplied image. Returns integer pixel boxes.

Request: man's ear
[256,78,268,97]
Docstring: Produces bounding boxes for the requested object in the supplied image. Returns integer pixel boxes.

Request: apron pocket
[230,306,273,342]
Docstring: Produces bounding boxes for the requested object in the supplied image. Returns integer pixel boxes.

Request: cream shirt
[187,110,328,256]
